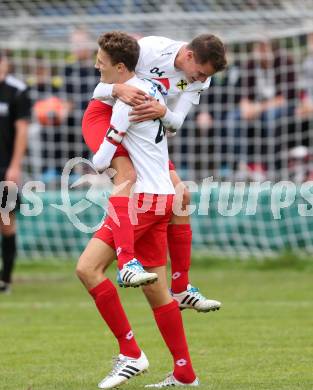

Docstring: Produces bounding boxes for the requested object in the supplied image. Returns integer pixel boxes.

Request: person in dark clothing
[0,51,31,293]
[63,28,99,163]
[193,61,242,178]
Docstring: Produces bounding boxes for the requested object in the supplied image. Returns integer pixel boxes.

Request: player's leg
[76,238,148,389]
[134,205,198,387]
[108,155,138,271]
[0,213,16,294]
[0,184,18,294]
[94,215,158,289]
[169,165,221,312]
[82,99,140,272]
[142,266,199,387]
[168,167,191,292]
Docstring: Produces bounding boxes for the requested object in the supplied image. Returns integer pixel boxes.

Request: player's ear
[117,63,126,73]
[186,50,194,62]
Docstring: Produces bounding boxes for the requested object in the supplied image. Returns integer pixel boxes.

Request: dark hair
[187,34,227,72]
[97,31,140,72]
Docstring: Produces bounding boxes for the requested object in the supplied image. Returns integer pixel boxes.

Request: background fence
[1,0,313,257]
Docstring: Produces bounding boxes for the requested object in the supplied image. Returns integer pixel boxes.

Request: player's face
[183,51,216,83]
[95,48,119,83]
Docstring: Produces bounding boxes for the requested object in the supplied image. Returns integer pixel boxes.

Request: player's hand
[113,84,148,106]
[240,99,261,121]
[92,153,110,171]
[5,165,21,185]
[129,98,167,122]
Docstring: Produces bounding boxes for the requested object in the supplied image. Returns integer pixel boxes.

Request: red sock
[108,197,135,269]
[89,279,141,358]
[168,224,191,293]
[153,300,196,384]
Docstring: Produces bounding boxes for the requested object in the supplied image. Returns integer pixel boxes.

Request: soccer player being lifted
[83,32,227,312]
[77,31,200,388]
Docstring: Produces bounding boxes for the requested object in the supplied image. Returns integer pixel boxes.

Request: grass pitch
[1,258,313,390]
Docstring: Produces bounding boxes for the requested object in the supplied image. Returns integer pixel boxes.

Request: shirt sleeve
[110,99,131,132]
[161,93,193,131]
[14,88,31,121]
[183,77,212,105]
[93,82,114,100]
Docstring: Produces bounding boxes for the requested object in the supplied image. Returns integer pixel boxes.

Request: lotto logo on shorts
[116,247,122,256]
[172,272,181,280]
[126,330,134,340]
[176,359,187,367]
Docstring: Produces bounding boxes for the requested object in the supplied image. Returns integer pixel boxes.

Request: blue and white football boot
[117,259,158,288]
[172,284,221,312]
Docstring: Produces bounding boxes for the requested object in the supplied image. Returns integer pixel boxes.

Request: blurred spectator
[28,28,99,181]
[226,39,297,173]
[296,32,313,119]
[0,50,31,293]
[288,146,313,183]
[29,59,71,181]
[63,28,99,164]
[190,60,242,179]
[275,32,313,172]
[234,161,267,182]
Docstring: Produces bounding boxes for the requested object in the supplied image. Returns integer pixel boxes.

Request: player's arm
[92,100,131,171]
[93,82,147,106]
[160,94,194,132]
[129,77,211,131]
[129,92,194,133]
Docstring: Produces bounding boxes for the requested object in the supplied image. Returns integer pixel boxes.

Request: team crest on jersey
[176,79,188,91]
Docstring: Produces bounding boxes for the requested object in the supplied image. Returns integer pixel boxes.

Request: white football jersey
[110,76,175,195]
[136,36,211,105]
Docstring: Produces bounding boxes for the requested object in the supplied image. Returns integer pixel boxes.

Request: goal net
[1,0,313,258]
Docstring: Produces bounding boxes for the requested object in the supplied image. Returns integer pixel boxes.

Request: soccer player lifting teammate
[83,31,227,312]
[77,32,200,388]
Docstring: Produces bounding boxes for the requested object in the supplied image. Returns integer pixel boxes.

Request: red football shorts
[114,144,130,158]
[94,193,174,267]
[111,144,176,171]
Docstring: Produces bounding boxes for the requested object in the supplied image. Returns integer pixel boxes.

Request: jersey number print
[155,119,166,144]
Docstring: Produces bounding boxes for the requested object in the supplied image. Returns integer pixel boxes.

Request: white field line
[0,301,312,309]
[0,301,145,309]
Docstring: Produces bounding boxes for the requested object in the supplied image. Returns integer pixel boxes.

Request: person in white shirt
[82,32,226,314]
[78,31,200,389]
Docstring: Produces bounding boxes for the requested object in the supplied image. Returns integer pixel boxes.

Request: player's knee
[142,283,172,308]
[142,282,159,300]
[0,224,16,236]
[75,264,85,282]
[76,260,91,283]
